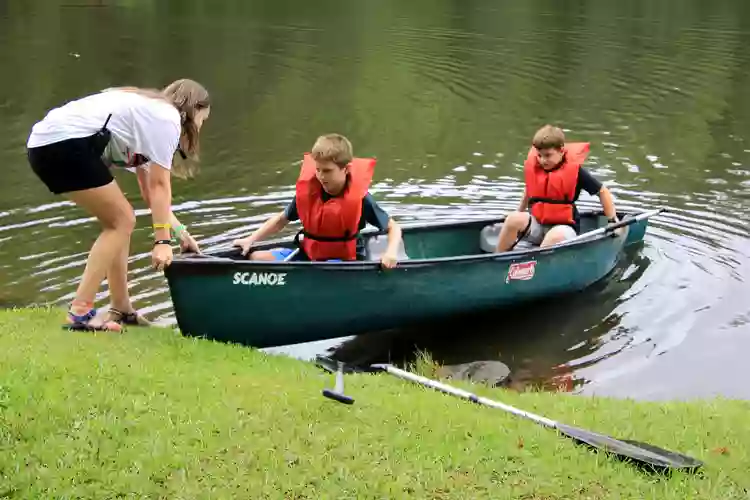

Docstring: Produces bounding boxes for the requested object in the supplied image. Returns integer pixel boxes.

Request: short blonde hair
[532,124,565,150]
[311,134,353,167]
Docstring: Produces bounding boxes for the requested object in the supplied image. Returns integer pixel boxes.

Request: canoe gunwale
[167,209,644,273]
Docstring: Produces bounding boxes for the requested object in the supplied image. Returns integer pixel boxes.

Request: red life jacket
[295,153,376,261]
[523,142,590,225]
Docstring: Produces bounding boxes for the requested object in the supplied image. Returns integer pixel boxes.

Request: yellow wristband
[152,223,172,230]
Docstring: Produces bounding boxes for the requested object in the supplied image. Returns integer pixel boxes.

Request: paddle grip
[605,208,665,233]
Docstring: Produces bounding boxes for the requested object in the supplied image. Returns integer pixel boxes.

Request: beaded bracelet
[171,224,187,239]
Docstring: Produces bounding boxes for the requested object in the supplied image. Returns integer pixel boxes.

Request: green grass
[0,307,748,499]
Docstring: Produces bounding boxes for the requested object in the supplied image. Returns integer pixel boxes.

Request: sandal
[63,301,123,332]
[107,308,152,327]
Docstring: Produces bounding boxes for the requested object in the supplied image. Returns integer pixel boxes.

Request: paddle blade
[556,423,703,474]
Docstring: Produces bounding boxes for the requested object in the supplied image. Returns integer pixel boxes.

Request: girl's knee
[90,198,135,233]
[106,207,135,234]
[120,208,136,233]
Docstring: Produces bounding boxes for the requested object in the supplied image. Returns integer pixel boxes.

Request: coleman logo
[506,261,536,283]
[233,272,287,286]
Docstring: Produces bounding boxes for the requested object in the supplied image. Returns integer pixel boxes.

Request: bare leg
[65,181,135,328]
[540,225,576,248]
[247,250,280,261]
[106,234,133,312]
[101,234,151,326]
[495,212,531,252]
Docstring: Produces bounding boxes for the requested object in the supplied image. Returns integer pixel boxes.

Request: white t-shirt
[27,90,181,170]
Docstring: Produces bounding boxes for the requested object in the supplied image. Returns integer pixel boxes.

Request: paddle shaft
[372,363,702,472]
[334,361,346,392]
[373,364,557,428]
[283,248,300,261]
[559,208,665,246]
[322,360,355,405]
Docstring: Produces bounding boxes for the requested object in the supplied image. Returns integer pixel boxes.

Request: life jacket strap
[294,229,358,245]
[528,196,574,206]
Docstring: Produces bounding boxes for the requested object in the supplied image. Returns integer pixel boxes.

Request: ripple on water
[0,1,749,400]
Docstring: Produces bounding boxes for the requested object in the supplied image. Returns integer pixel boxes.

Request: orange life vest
[295,153,376,261]
[523,142,590,226]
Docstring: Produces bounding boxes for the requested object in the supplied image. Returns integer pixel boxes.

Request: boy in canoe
[233,133,403,268]
[494,124,619,252]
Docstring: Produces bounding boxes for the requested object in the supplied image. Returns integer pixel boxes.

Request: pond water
[1,0,748,401]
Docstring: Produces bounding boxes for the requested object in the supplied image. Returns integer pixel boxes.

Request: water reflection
[317,244,652,390]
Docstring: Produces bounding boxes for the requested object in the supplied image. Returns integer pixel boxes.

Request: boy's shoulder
[362,191,381,206]
[362,192,391,216]
[578,165,599,178]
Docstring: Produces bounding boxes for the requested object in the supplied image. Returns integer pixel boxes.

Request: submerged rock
[437,360,511,387]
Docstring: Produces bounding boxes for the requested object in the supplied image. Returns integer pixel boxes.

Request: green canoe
[164,208,662,348]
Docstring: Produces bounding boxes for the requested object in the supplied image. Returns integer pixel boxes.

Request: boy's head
[532,124,565,170]
[311,133,353,195]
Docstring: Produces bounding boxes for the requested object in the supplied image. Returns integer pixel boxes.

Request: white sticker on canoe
[506,261,536,283]
[233,272,287,286]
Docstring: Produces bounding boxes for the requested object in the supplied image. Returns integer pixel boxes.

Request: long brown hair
[103,78,210,178]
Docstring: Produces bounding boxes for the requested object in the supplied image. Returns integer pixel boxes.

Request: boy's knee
[247,250,277,261]
[506,211,530,230]
[541,225,575,247]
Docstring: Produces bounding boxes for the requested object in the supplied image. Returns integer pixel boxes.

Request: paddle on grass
[315,355,703,474]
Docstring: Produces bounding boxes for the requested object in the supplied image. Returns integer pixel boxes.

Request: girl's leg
[102,233,151,326]
[105,234,132,313]
[65,180,136,330]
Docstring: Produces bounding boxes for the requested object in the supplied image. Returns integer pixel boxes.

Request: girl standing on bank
[26,78,210,332]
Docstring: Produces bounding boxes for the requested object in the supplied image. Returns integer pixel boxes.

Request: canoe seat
[365,234,409,261]
[479,223,535,253]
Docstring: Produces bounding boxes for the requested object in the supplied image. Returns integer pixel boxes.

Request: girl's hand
[152,243,173,271]
[179,231,201,254]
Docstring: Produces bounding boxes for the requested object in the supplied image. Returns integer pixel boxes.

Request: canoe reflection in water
[327,246,652,392]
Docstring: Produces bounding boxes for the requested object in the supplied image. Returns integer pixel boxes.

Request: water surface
[1,0,749,400]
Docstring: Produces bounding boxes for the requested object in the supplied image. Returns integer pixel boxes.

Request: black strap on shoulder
[91,114,113,156]
[101,113,112,130]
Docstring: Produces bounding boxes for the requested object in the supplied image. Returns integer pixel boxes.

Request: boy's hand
[380,250,398,269]
[608,216,626,237]
[233,237,253,256]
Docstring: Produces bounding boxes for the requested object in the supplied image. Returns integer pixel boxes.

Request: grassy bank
[0,308,748,499]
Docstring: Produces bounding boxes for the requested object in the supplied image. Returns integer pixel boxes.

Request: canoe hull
[165,210,650,348]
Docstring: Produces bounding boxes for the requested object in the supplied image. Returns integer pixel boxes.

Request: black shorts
[27,134,114,195]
